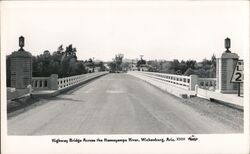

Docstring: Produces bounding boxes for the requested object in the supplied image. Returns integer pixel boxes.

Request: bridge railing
[32,77,49,89]
[131,71,217,91]
[142,72,191,89]
[57,72,107,90]
[131,71,198,90]
[32,74,58,90]
[32,72,107,91]
[197,78,216,90]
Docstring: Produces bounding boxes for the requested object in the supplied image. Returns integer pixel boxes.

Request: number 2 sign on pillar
[231,60,244,96]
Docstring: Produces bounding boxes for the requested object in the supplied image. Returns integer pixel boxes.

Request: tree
[179,60,187,74]
[31,44,88,78]
[193,55,216,77]
[145,57,218,78]
[210,54,216,77]
[65,44,73,56]
[97,61,106,71]
[147,60,160,72]
[114,54,124,71]
[137,59,146,67]
[121,62,130,71]
[186,60,196,69]
[169,59,181,74]
[57,45,64,54]
[184,68,195,76]
[108,62,117,72]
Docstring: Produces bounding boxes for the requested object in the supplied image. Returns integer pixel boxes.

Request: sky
[1,1,249,62]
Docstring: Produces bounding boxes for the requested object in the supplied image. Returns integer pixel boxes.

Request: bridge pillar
[189,75,198,90]
[10,36,32,89]
[216,38,239,93]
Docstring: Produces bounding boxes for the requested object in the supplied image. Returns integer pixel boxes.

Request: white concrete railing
[197,78,216,90]
[32,72,108,91]
[131,71,218,91]
[57,72,107,90]
[131,71,198,90]
[32,74,58,90]
[32,77,50,90]
[142,72,190,89]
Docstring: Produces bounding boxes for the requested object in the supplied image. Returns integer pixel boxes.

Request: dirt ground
[181,97,244,133]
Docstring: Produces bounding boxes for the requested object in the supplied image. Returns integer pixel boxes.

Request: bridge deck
[8,73,243,135]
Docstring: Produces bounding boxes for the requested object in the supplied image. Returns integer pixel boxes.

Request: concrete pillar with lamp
[10,36,33,89]
[216,38,239,93]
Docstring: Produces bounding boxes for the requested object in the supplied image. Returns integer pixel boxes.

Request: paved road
[8,73,242,135]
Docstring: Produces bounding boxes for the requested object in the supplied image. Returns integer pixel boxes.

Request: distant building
[130,63,138,71]
[139,64,149,72]
[94,67,101,72]
[104,64,110,70]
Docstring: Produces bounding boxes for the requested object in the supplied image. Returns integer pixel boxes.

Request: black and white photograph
[1,1,249,154]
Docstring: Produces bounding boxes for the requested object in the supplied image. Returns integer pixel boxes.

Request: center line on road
[84,88,94,93]
[106,90,126,94]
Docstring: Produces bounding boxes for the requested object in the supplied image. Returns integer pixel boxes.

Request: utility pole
[139,55,144,71]
[131,59,134,71]
[140,55,144,60]
[92,57,95,72]
[160,60,163,73]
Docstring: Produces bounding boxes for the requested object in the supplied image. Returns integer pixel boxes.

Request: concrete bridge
[8,71,243,135]
[7,37,243,135]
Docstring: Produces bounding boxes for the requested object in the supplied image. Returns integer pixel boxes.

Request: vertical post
[50,74,58,90]
[32,80,35,88]
[189,75,198,91]
[160,61,163,73]
[238,83,240,96]
[195,84,199,96]
[27,84,32,94]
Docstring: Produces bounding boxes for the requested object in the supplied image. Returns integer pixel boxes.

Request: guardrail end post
[195,84,199,96]
[27,84,32,94]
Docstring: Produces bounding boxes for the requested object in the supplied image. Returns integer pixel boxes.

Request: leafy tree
[184,68,195,76]
[137,59,146,67]
[121,62,130,71]
[97,61,106,71]
[169,59,181,74]
[210,54,216,77]
[31,44,88,78]
[147,60,160,72]
[108,62,117,72]
[146,55,215,78]
[114,54,124,71]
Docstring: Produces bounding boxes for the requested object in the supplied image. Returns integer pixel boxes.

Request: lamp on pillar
[10,36,32,89]
[225,37,231,53]
[19,36,25,51]
[216,37,239,93]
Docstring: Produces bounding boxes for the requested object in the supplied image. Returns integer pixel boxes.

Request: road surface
[8,73,243,135]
